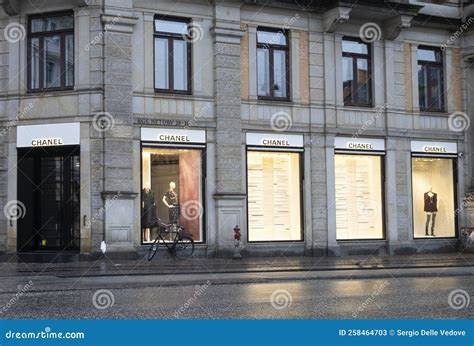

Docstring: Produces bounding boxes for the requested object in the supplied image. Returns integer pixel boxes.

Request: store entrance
[17,146,80,252]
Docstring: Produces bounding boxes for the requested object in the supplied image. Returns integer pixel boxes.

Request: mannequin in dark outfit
[423,185,437,236]
[142,188,157,241]
[162,181,180,224]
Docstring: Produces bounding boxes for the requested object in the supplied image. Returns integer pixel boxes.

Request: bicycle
[147,218,195,261]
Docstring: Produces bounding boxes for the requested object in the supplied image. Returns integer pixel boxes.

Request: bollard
[233,225,242,260]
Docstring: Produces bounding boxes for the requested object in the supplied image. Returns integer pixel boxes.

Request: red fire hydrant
[233,225,242,259]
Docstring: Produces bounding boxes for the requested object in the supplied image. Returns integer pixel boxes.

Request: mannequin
[423,185,437,236]
[162,181,180,224]
[142,188,157,241]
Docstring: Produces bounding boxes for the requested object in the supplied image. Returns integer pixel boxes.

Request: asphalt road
[0,275,472,319]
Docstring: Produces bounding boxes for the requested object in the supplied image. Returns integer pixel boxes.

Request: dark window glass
[418,46,444,112]
[28,12,74,92]
[342,37,372,107]
[257,28,289,100]
[154,17,191,93]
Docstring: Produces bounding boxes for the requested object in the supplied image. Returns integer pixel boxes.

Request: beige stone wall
[240,24,249,100]
[299,31,310,105]
[450,48,462,111]
[404,43,413,112]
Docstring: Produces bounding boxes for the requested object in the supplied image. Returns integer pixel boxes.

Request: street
[0,274,472,319]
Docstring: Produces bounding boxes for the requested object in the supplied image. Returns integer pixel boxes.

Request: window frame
[153,15,192,95]
[417,45,445,112]
[27,11,75,93]
[256,27,290,101]
[342,37,373,107]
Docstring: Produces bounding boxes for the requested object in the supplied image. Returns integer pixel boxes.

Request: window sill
[27,87,75,95]
[258,96,291,103]
[154,89,192,96]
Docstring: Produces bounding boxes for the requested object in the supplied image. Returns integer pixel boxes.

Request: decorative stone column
[98,7,138,253]
[211,2,246,257]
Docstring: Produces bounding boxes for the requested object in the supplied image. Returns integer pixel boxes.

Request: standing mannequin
[162,181,180,224]
[142,188,157,241]
[423,185,437,236]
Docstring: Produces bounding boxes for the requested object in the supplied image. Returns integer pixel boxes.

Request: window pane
[257,48,270,96]
[273,50,287,98]
[154,38,169,89]
[31,15,73,33]
[257,30,286,45]
[417,48,441,62]
[335,155,384,240]
[429,67,443,110]
[30,38,40,89]
[247,151,302,241]
[155,19,187,35]
[142,147,203,243]
[356,58,369,104]
[342,39,368,54]
[65,34,74,87]
[43,36,61,88]
[418,65,428,109]
[173,40,188,91]
[342,56,354,104]
[412,157,455,238]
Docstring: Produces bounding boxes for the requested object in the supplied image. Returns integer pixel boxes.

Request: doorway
[17,146,80,252]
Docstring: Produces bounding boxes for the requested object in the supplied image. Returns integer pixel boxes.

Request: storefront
[334,137,385,240]
[16,123,81,252]
[410,141,458,239]
[140,128,206,244]
[245,132,304,242]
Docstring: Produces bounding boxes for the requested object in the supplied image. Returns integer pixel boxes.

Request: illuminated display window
[141,147,204,243]
[411,157,456,238]
[247,150,303,242]
[335,154,384,240]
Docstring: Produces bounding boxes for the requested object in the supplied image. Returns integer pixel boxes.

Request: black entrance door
[17,146,80,252]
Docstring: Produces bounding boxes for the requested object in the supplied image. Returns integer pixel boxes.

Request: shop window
[154,17,191,94]
[411,157,456,238]
[335,154,384,240]
[257,28,289,100]
[247,151,302,241]
[417,46,444,112]
[27,12,74,92]
[141,147,203,243]
[342,38,372,107]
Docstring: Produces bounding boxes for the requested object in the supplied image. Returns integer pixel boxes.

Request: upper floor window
[257,28,289,100]
[417,46,444,112]
[342,38,372,107]
[27,12,74,92]
[154,17,191,94]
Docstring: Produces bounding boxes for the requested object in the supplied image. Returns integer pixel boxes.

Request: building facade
[0,0,473,257]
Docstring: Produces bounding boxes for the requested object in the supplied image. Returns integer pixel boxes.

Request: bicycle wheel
[174,235,194,260]
[147,236,160,261]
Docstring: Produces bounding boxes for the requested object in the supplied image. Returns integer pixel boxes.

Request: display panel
[142,147,203,243]
[411,157,456,238]
[247,151,302,241]
[335,154,384,240]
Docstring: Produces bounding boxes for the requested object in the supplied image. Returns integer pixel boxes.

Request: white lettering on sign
[158,134,191,142]
[423,146,447,153]
[31,138,64,147]
[347,142,373,150]
[261,139,290,146]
